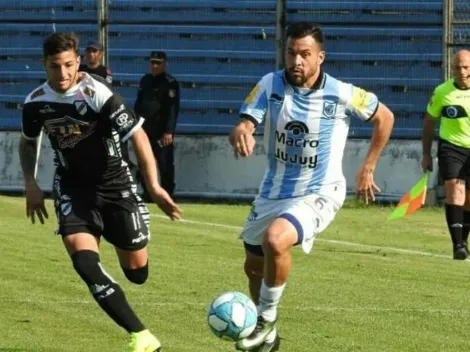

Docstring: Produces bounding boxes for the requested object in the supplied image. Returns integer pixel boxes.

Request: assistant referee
[422,50,470,260]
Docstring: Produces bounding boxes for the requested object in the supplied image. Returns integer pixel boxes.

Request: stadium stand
[0,0,468,137]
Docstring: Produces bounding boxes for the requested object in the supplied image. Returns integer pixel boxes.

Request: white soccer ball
[207,291,258,341]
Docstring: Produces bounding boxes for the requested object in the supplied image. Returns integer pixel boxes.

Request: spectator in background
[79,40,133,164]
[79,41,113,84]
[135,51,180,199]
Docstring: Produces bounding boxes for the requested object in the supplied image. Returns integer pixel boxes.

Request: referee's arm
[422,113,437,172]
[422,113,437,158]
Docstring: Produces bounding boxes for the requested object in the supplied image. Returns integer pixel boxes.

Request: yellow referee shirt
[427,79,470,148]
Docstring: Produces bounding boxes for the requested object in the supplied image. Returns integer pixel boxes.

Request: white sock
[258,280,286,322]
[265,328,277,343]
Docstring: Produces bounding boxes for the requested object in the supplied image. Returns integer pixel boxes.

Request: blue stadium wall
[0,1,467,200]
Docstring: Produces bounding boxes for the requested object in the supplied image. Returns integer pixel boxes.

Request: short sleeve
[21,103,42,140]
[239,76,269,125]
[426,88,442,119]
[102,93,143,142]
[345,85,379,121]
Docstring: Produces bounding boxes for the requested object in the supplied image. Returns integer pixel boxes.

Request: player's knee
[263,228,291,255]
[122,264,148,285]
[71,250,116,298]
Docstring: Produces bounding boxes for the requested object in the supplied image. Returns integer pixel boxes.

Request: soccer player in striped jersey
[229,23,394,351]
[18,32,181,352]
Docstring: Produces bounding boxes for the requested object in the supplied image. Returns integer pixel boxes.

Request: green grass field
[1,195,470,352]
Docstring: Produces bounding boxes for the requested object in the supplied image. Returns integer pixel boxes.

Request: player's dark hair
[43,32,80,57]
[285,22,324,48]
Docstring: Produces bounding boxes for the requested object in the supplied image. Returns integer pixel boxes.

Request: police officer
[79,41,113,84]
[135,51,180,199]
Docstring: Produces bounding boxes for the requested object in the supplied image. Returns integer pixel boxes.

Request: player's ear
[318,50,326,65]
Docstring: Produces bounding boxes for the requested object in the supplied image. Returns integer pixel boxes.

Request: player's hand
[421,154,433,172]
[161,133,173,147]
[25,181,48,224]
[231,131,256,158]
[355,165,381,204]
[150,186,182,221]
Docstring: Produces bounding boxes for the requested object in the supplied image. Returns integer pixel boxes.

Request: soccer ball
[207,291,258,341]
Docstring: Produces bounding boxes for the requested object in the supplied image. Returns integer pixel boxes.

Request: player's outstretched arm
[18,136,48,224]
[229,117,257,158]
[131,128,182,220]
[356,103,394,204]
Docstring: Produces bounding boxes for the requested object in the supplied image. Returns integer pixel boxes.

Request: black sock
[72,251,145,333]
[445,204,464,248]
[95,283,146,333]
[463,211,470,245]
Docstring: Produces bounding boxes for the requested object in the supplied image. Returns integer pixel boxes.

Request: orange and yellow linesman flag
[387,172,429,221]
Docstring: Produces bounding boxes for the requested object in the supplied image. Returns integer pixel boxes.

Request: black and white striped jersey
[22,73,142,191]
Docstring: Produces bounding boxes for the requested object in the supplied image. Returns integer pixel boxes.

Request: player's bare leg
[115,246,162,351]
[236,218,297,351]
[116,247,149,285]
[63,233,161,352]
[244,251,264,304]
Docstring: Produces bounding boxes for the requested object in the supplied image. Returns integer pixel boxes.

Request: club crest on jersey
[169,89,176,98]
[83,87,95,98]
[74,100,88,115]
[446,106,458,118]
[322,100,337,119]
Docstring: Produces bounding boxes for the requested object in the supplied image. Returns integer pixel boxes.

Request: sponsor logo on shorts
[132,232,148,244]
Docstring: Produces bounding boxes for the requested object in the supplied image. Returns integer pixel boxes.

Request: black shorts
[52,174,150,251]
[438,139,470,187]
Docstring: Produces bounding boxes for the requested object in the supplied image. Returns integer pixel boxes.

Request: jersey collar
[283,69,326,93]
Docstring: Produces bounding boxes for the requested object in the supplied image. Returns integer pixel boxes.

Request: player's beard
[286,68,316,87]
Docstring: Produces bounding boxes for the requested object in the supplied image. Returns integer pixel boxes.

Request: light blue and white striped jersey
[240,70,379,200]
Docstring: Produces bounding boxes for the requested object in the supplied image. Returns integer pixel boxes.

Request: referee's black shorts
[438,139,470,188]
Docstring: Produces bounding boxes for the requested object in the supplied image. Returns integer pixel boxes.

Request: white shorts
[241,192,344,254]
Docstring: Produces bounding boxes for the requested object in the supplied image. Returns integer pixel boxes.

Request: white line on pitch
[150,214,451,260]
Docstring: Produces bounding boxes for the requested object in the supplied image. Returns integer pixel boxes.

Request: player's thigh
[241,196,283,248]
[115,247,148,269]
[263,217,298,253]
[242,197,311,254]
[284,194,341,254]
[101,195,151,253]
[63,233,100,256]
[53,178,103,256]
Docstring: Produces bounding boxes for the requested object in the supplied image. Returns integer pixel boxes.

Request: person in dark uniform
[79,41,113,84]
[19,32,181,351]
[134,51,180,199]
[79,41,134,165]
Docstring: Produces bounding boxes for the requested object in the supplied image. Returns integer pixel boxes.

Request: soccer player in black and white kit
[18,32,181,352]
